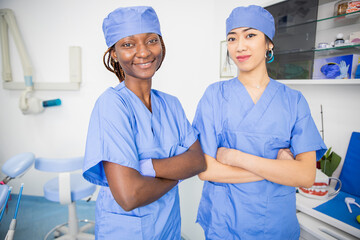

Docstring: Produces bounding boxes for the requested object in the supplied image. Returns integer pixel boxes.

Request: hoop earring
[266,49,274,63]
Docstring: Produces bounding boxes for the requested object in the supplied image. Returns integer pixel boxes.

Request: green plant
[320,147,341,177]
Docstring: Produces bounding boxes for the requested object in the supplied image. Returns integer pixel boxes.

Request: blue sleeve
[83,91,139,186]
[290,94,327,161]
[174,98,197,148]
[192,86,218,158]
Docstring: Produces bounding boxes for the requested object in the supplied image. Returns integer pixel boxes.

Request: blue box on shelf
[313,54,360,79]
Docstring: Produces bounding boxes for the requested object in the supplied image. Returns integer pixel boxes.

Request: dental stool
[35,157,96,240]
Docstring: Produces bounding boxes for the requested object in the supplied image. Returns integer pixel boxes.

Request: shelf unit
[267,0,360,84]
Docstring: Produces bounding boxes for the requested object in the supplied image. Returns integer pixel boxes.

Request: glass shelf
[318,10,360,22]
[278,10,360,30]
[315,44,360,52]
[276,44,360,56]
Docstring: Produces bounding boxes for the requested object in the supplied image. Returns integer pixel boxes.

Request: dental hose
[5,183,24,240]
[0,186,12,222]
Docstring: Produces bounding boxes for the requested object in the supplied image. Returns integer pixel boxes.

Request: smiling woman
[111,33,163,86]
[103,32,166,84]
[82,6,205,240]
[226,27,273,75]
[193,5,327,240]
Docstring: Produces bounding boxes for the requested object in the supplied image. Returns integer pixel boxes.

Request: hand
[139,159,156,177]
[216,147,236,166]
[336,60,349,79]
[277,148,294,160]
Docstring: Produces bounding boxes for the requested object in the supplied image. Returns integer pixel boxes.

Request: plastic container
[334,0,350,16]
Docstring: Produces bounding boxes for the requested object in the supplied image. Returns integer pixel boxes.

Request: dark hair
[103,35,166,82]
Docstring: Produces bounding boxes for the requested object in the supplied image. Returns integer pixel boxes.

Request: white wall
[0,0,359,239]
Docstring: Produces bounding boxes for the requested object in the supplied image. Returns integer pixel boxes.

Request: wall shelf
[276,44,360,56]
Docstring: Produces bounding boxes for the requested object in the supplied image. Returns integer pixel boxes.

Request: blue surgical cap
[102,6,162,48]
[226,5,275,41]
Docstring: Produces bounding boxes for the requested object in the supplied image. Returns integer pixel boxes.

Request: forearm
[198,154,263,183]
[152,140,206,180]
[229,150,316,187]
[121,176,178,210]
[104,161,177,211]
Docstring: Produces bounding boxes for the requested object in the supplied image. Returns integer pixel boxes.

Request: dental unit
[0,9,82,114]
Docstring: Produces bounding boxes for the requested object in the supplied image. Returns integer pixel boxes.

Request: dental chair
[35,157,96,240]
[0,184,10,214]
[1,152,35,185]
[338,131,360,197]
[0,152,35,211]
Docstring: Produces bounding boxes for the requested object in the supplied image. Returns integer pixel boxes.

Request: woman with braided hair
[83,6,205,239]
[103,34,166,82]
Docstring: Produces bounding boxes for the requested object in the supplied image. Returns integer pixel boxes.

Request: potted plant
[319,147,341,177]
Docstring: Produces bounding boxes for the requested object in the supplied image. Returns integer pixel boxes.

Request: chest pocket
[138,143,188,160]
[265,136,290,159]
[218,130,290,159]
[169,144,188,157]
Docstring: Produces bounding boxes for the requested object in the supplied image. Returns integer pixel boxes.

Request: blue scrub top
[193,78,327,240]
[83,81,197,240]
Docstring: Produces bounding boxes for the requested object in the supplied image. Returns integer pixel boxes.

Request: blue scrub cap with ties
[226,5,275,41]
[102,6,162,48]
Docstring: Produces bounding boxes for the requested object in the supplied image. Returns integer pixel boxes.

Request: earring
[265,49,274,63]
[113,58,118,63]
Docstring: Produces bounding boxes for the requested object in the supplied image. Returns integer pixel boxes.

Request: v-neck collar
[232,78,281,129]
[121,81,156,117]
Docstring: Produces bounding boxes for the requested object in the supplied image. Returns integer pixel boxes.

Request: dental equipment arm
[19,89,61,115]
[0,9,39,114]
[0,9,32,82]
[1,9,78,114]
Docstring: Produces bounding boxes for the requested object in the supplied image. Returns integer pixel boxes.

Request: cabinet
[265,0,360,84]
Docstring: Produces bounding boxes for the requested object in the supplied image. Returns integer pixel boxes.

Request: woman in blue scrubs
[193,5,327,240]
[83,6,206,239]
